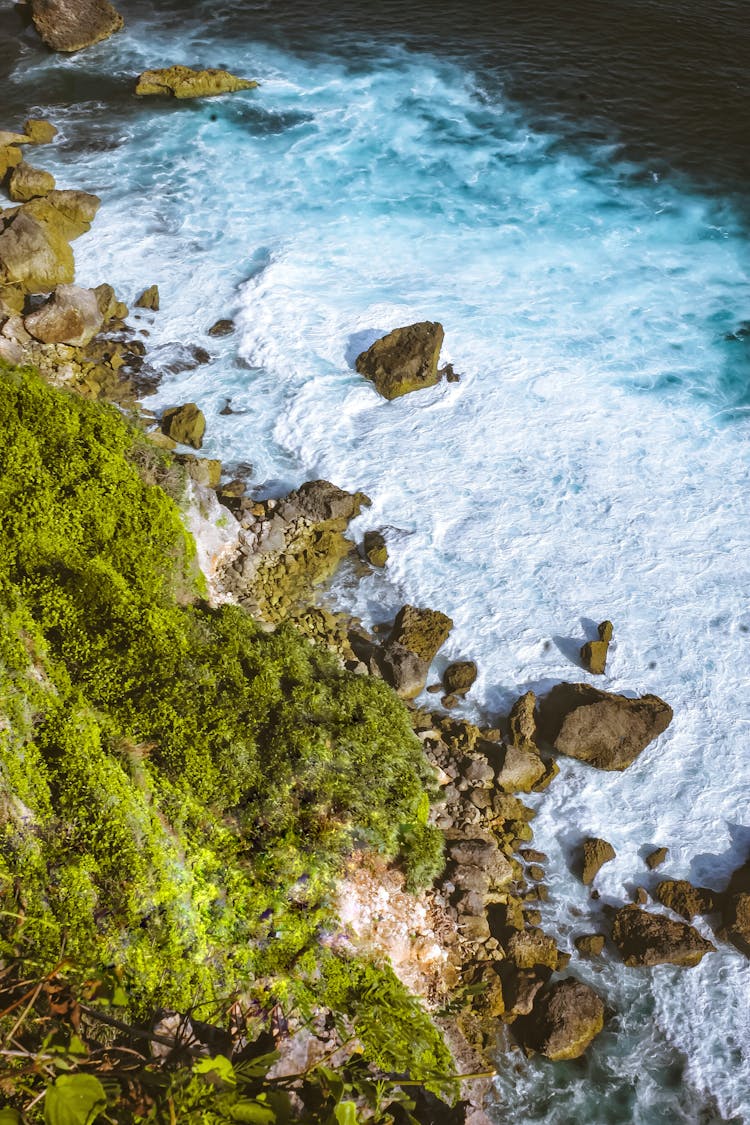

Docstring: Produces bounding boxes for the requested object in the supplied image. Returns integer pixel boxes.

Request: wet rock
[495,742,546,793]
[611,905,716,967]
[8,162,56,202]
[507,690,537,751]
[136,66,258,98]
[632,887,649,905]
[24,284,104,346]
[24,119,58,145]
[645,846,669,870]
[581,837,616,885]
[443,660,477,698]
[487,899,525,937]
[135,284,159,310]
[92,282,127,323]
[160,403,206,449]
[355,321,445,399]
[500,967,546,1019]
[655,879,719,920]
[362,529,388,567]
[519,848,547,864]
[575,934,606,957]
[514,978,605,1060]
[580,619,613,675]
[537,682,673,770]
[527,864,545,882]
[0,145,23,180]
[30,0,124,52]
[720,858,750,956]
[388,604,453,663]
[281,479,370,527]
[208,317,235,337]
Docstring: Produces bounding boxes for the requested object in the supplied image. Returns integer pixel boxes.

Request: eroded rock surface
[581,837,616,885]
[611,905,715,967]
[30,0,124,52]
[136,66,258,98]
[355,321,445,399]
[514,978,605,1060]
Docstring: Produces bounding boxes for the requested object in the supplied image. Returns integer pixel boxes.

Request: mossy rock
[363,528,388,567]
[514,978,605,1060]
[160,402,206,448]
[387,604,453,663]
[30,0,124,52]
[136,66,259,98]
[574,933,606,958]
[443,660,477,697]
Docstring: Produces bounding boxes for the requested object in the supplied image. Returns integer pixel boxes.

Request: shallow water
[3,1,750,1120]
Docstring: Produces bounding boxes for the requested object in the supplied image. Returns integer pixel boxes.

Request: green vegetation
[0,364,449,1120]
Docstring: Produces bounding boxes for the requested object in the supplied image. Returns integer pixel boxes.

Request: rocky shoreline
[2,34,750,1121]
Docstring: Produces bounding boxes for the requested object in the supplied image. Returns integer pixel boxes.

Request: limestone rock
[281,480,370,527]
[160,403,206,449]
[443,660,477,698]
[495,742,546,793]
[355,321,445,400]
[537,682,673,770]
[507,690,537,751]
[581,837,616,885]
[92,282,125,322]
[506,930,561,972]
[135,284,159,310]
[0,191,100,293]
[575,933,606,957]
[655,879,718,920]
[645,846,669,870]
[611,905,716,967]
[580,620,614,675]
[514,978,605,1060]
[136,66,258,98]
[30,0,124,52]
[387,604,453,664]
[0,284,24,314]
[42,190,101,235]
[0,145,23,180]
[24,284,104,346]
[23,119,58,145]
[362,529,387,567]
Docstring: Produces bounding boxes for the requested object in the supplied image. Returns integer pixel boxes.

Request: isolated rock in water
[8,161,56,202]
[160,403,206,449]
[136,66,258,98]
[575,934,606,958]
[24,284,104,346]
[24,119,58,144]
[0,145,23,179]
[581,837,616,885]
[443,660,477,697]
[580,620,613,675]
[514,978,605,1061]
[645,846,669,870]
[362,529,388,567]
[507,690,538,751]
[355,321,445,399]
[387,604,453,664]
[135,284,159,310]
[611,905,716,967]
[537,682,673,770]
[208,318,235,337]
[655,879,718,920]
[30,0,124,52]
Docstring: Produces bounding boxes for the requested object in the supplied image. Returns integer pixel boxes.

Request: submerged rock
[136,66,258,98]
[24,284,104,346]
[581,837,616,885]
[514,978,605,1060]
[30,0,124,52]
[160,403,206,449]
[611,904,716,967]
[537,682,673,770]
[208,317,235,337]
[355,321,445,399]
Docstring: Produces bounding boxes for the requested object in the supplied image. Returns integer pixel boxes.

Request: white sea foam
[11,29,750,1124]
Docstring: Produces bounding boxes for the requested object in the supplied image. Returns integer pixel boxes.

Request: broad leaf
[333,1102,360,1125]
[0,1110,22,1125]
[44,1074,107,1125]
[227,1100,276,1123]
[194,1054,236,1088]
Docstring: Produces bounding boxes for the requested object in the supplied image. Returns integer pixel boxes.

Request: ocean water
[3,0,750,1120]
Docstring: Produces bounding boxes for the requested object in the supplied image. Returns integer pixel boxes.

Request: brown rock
[645,846,669,870]
[362,529,387,568]
[443,660,477,698]
[581,837,616,885]
[135,284,159,310]
[0,191,100,293]
[279,479,370,527]
[655,879,718,920]
[537,682,673,770]
[611,905,716,967]
[527,864,545,882]
[23,119,58,145]
[160,403,206,449]
[387,604,452,664]
[633,887,649,905]
[580,621,614,675]
[514,978,604,1060]
[495,742,546,793]
[500,967,546,1018]
[575,934,606,957]
[355,321,445,399]
[24,284,104,346]
[506,930,561,972]
[507,690,537,751]
[30,0,124,52]
[0,145,23,180]
[723,892,750,957]
[136,66,258,98]
[208,317,235,337]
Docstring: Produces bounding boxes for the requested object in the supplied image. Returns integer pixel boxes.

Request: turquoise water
[3,2,750,1120]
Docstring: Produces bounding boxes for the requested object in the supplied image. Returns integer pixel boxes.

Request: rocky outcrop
[362,529,387,568]
[645,846,668,870]
[719,858,750,956]
[160,403,206,449]
[135,284,159,310]
[443,661,477,698]
[24,284,104,346]
[514,978,604,1060]
[537,682,673,770]
[30,0,124,52]
[135,67,258,98]
[0,190,100,293]
[655,879,719,920]
[581,837,616,885]
[494,742,546,793]
[0,145,23,180]
[580,619,613,675]
[7,162,56,202]
[355,321,445,400]
[380,605,453,699]
[611,905,716,967]
[23,119,58,145]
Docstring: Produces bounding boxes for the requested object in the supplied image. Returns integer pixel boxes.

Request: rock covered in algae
[160,403,206,449]
[136,66,258,98]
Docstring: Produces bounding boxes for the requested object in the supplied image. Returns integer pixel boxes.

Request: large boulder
[135,66,258,98]
[0,191,100,293]
[160,403,206,449]
[8,162,56,202]
[494,742,546,793]
[611,905,716,967]
[380,605,453,700]
[443,660,477,698]
[514,978,605,1060]
[24,284,104,346]
[720,858,750,956]
[537,682,673,770]
[279,480,370,528]
[581,837,616,885]
[30,0,124,52]
[24,119,58,145]
[507,690,538,752]
[0,145,23,180]
[655,879,719,920]
[355,321,445,400]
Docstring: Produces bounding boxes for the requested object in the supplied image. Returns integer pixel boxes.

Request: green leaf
[0,1110,22,1125]
[44,1074,107,1125]
[193,1054,236,1089]
[234,1051,280,1082]
[227,1101,276,1123]
[333,1102,360,1125]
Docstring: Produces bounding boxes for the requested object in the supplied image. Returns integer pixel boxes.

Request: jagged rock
[92,282,127,322]
[655,879,718,920]
[160,403,206,449]
[632,887,649,905]
[514,978,605,1060]
[379,641,429,700]
[355,321,445,400]
[611,905,716,967]
[443,661,477,697]
[507,690,537,751]
[720,858,750,956]
[0,191,99,293]
[387,605,453,664]
[136,66,258,98]
[537,682,673,770]
[23,284,104,346]
[24,119,58,145]
[208,317,235,337]
[646,846,669,870]
[581,837,616,885]
[0,145,23,179]
[460,754,494,785]
[506,930,561,972]
[446,838,497,868]
[580,620,614,675]
[575,934,606,957]
[362,529,387,567]
[495,742,546,793]
[135,284,159,310]
[280,479,370,527]
[30,0,124,52]
[519,848,547,864]
[43,190,101,235]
